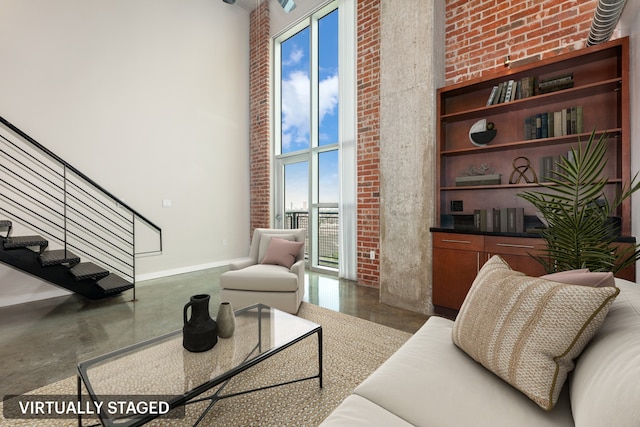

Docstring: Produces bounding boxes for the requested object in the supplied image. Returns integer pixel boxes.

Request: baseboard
[135,259,247,284]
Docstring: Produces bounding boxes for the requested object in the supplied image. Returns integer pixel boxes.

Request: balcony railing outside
[285,209,338,268]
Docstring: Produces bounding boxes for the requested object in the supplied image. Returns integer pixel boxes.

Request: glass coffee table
[77,304,322,426]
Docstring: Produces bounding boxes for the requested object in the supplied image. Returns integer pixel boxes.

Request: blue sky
[281,9,339,210]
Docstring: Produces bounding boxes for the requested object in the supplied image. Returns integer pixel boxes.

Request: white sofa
[320,278,640,426]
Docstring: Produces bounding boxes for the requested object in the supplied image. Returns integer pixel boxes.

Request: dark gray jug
[183,294,218,352]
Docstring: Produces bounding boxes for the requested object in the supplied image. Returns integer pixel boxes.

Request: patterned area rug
[0,303,412,426]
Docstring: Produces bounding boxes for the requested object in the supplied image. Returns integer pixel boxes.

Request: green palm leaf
[518,130,640,273]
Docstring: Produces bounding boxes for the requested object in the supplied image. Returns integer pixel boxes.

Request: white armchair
[219,228,306,314]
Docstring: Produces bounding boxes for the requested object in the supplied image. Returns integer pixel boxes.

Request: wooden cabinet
[432,232,636,315]
[432,233,483,312]
[432,232,548,314]
[431,38,635,317]
[483,236,548,277]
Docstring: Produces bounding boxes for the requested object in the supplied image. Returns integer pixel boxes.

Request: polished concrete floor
[0,268,428,397]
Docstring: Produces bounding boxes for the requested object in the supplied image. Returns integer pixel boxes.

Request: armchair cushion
[261,237,304,269]
[220,264,299,292]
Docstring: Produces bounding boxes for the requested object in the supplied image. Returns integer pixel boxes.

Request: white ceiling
[235,0,260,13]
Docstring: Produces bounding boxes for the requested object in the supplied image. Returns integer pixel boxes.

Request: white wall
[620,2,640,280]
[0,0,252,305]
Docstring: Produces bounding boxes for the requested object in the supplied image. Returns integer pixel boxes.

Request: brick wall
[445,0,599,85]
[356,0,381,287]
[249,0,271,232]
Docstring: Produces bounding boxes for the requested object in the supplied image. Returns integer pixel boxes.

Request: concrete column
[379,0,445,314]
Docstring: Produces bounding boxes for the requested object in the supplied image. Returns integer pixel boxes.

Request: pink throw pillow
[260,237,304,269]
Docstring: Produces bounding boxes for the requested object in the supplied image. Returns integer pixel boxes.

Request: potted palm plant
[518,130,640,273]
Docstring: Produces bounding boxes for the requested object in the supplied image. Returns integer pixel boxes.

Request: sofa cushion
[570,278,640,426]
[541,270,615,287]
[452,255,619,410]
[261,237,304,269]
[258,233,295,263]
[319,394,413,426]
[219,264,299,292]
[345,316,574,426]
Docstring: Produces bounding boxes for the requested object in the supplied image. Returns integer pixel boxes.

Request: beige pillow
[452,255,619,410]
[260,237,304,269]
[541,270,615,288]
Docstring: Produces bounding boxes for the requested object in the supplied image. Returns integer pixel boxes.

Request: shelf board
[440,78,622,123]
[441,128,622,156]
[442,178,623,191]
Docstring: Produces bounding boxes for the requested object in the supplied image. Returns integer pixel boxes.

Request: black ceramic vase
[183,294,218,352]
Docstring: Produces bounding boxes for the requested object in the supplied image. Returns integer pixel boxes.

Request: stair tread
[4,235,48,248]
[70,262,109,280]
[40,249,81,266]
[97,274,133,293]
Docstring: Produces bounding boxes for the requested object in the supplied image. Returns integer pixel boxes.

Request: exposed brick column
[445,0,599,85]
[356,0,381,287]
[249,0,271,233]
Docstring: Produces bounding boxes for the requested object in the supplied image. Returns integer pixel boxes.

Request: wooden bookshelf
[431,37,633,314]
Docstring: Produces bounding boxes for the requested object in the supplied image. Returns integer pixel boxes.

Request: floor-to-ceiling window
[274,0,354,276]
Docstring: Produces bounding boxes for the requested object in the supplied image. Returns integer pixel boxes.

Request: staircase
[1,219,133,299]
[1,116,162,301]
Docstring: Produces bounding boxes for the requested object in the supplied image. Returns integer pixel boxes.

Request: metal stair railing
[0,116,162,295]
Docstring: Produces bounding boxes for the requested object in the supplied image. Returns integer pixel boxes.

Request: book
[538,81,574,94]
[541,113,548,138]
[486,85,498,106]
[524,116,532,140]
[474,209,488,232]
[504,80,515,102]
[507,208,516,233]
[535,114,542,139]
[455,174,501,186]
[507,208,525,233]
[500,208,509,233]
[493,208,502,232]
[540,156,554,182]
[576,106,583,133]
[538,72,573,84]
[571,107,577,134]
[520,77,530,98]
[547,111,554,138]
[554,110,564,136]
[538,73,573,89]
[498,81,508,103]
[515,207,525,233]
[493,82,504,105]
[552,155,562,181]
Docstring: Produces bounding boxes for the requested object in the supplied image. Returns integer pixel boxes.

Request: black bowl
[470,129,497,146]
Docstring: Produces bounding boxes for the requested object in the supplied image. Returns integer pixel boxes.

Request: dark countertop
[429,227,637,243]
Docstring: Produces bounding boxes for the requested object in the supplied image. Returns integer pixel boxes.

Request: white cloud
[319,74,338,125]
[283,47,304,66]
[281,71,338,151]
[281,70,310,150]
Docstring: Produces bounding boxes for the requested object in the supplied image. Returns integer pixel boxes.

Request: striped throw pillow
[452,255,619,410]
